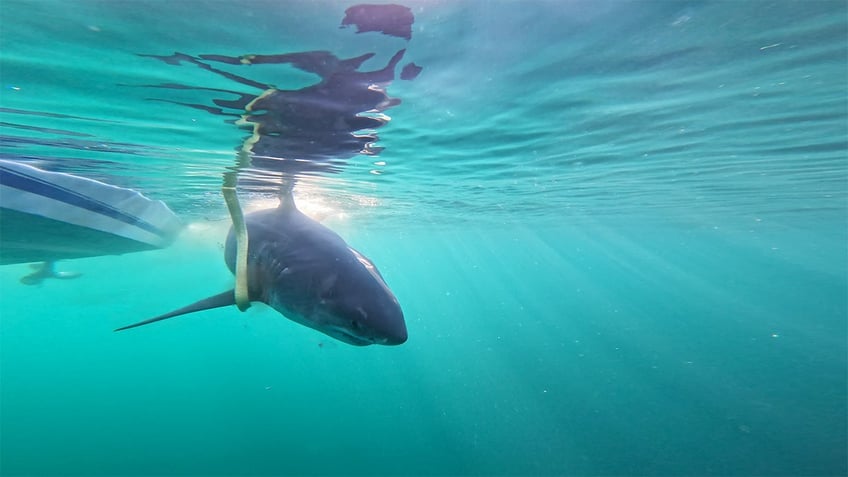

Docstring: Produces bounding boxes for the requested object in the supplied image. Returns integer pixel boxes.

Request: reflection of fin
[114,290,236,332]
[278,180,296,211]
[20,261,81,285]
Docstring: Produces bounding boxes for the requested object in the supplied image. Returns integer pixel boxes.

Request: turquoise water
[1,1,846,476]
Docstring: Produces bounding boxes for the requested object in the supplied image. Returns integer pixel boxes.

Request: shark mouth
[328,328,373,346]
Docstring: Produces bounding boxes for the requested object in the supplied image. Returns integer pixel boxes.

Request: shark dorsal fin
[278,181,297,212]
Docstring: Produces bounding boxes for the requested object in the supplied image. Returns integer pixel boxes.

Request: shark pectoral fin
[114,290,237,332]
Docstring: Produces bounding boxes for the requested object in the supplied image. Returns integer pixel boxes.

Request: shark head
[299,247,407,346]
[307,291,406,346]
[232,201,408,347]
[255,226,407,346]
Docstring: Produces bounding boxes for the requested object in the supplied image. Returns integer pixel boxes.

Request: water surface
[1,1,846,476]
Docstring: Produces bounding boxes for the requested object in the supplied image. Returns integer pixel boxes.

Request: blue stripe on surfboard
[0,165,168,239]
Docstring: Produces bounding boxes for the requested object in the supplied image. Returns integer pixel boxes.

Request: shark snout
[382,321,407,345]
[354,304,407,345]
[375,300,407,345]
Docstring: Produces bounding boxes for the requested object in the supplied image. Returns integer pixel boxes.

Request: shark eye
[350,320,362,330]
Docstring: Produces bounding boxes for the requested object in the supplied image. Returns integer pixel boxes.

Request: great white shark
[115,192,407,346]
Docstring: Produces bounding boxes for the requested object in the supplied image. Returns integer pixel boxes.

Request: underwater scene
[0,1,846,476]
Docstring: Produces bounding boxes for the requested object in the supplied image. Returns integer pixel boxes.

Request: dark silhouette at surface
[341,3,415,39]
[141,3,422,188]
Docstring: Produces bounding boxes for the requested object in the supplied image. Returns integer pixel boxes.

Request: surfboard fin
[20,261,81,285]
[114,290,237,331]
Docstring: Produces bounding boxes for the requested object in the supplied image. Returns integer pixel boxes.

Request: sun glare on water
[181,183,373,245]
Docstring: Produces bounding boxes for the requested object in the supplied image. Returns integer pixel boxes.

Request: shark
[115,191,407,346]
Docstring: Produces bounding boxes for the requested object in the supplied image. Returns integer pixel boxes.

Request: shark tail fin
[114,290,237,332]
